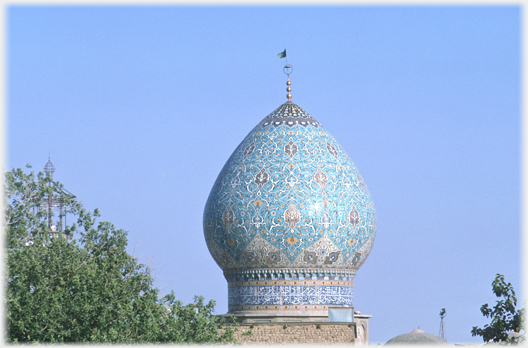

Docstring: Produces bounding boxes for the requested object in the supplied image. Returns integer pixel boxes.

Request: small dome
[385,329,450,345]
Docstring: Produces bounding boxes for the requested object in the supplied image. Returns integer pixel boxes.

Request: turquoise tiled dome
[203,101,376,313]
[204,101,376,272]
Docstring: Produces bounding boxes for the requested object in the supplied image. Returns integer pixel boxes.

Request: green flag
[277,49,286,59]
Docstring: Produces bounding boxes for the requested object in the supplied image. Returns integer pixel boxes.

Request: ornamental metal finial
[284,64,293,102]
[278,49,293,102]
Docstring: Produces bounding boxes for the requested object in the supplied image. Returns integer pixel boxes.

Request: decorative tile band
[228,284,353,308]
[228,279,353,287]
[260,118,320,128]
[229,304,332,311]
[223,269,357,282]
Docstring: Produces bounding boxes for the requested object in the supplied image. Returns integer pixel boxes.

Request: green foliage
[158,294,237,343]
[5,166,237,343]
[471,274,525,343]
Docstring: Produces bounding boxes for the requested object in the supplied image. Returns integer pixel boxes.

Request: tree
[5,165,237,343]
[471,273,524,343]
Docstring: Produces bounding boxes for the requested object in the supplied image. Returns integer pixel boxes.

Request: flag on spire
[277,49,286,59]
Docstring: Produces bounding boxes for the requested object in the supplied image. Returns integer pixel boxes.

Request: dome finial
[284,65,293,102]
[278,49,293,102]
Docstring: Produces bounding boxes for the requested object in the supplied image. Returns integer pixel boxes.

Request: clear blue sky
[7,5,521,345]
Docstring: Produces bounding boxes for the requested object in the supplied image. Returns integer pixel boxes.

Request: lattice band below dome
[228,279,353,288]
[223,268,357,282]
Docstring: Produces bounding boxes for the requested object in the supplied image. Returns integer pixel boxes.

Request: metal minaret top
[44,155,55,180]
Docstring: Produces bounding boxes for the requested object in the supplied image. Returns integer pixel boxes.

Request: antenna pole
[439,309,446,341]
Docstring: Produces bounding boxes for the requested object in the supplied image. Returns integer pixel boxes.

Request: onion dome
[203,74,376,316]
[384,329,450,345]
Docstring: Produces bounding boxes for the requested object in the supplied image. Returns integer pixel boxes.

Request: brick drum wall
[229,323,357,345]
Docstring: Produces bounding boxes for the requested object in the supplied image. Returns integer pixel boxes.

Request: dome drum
[227,278,355,313]
[225,269,356,314]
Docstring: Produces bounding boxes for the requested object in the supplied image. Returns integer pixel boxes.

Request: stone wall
[230,322,357,345]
